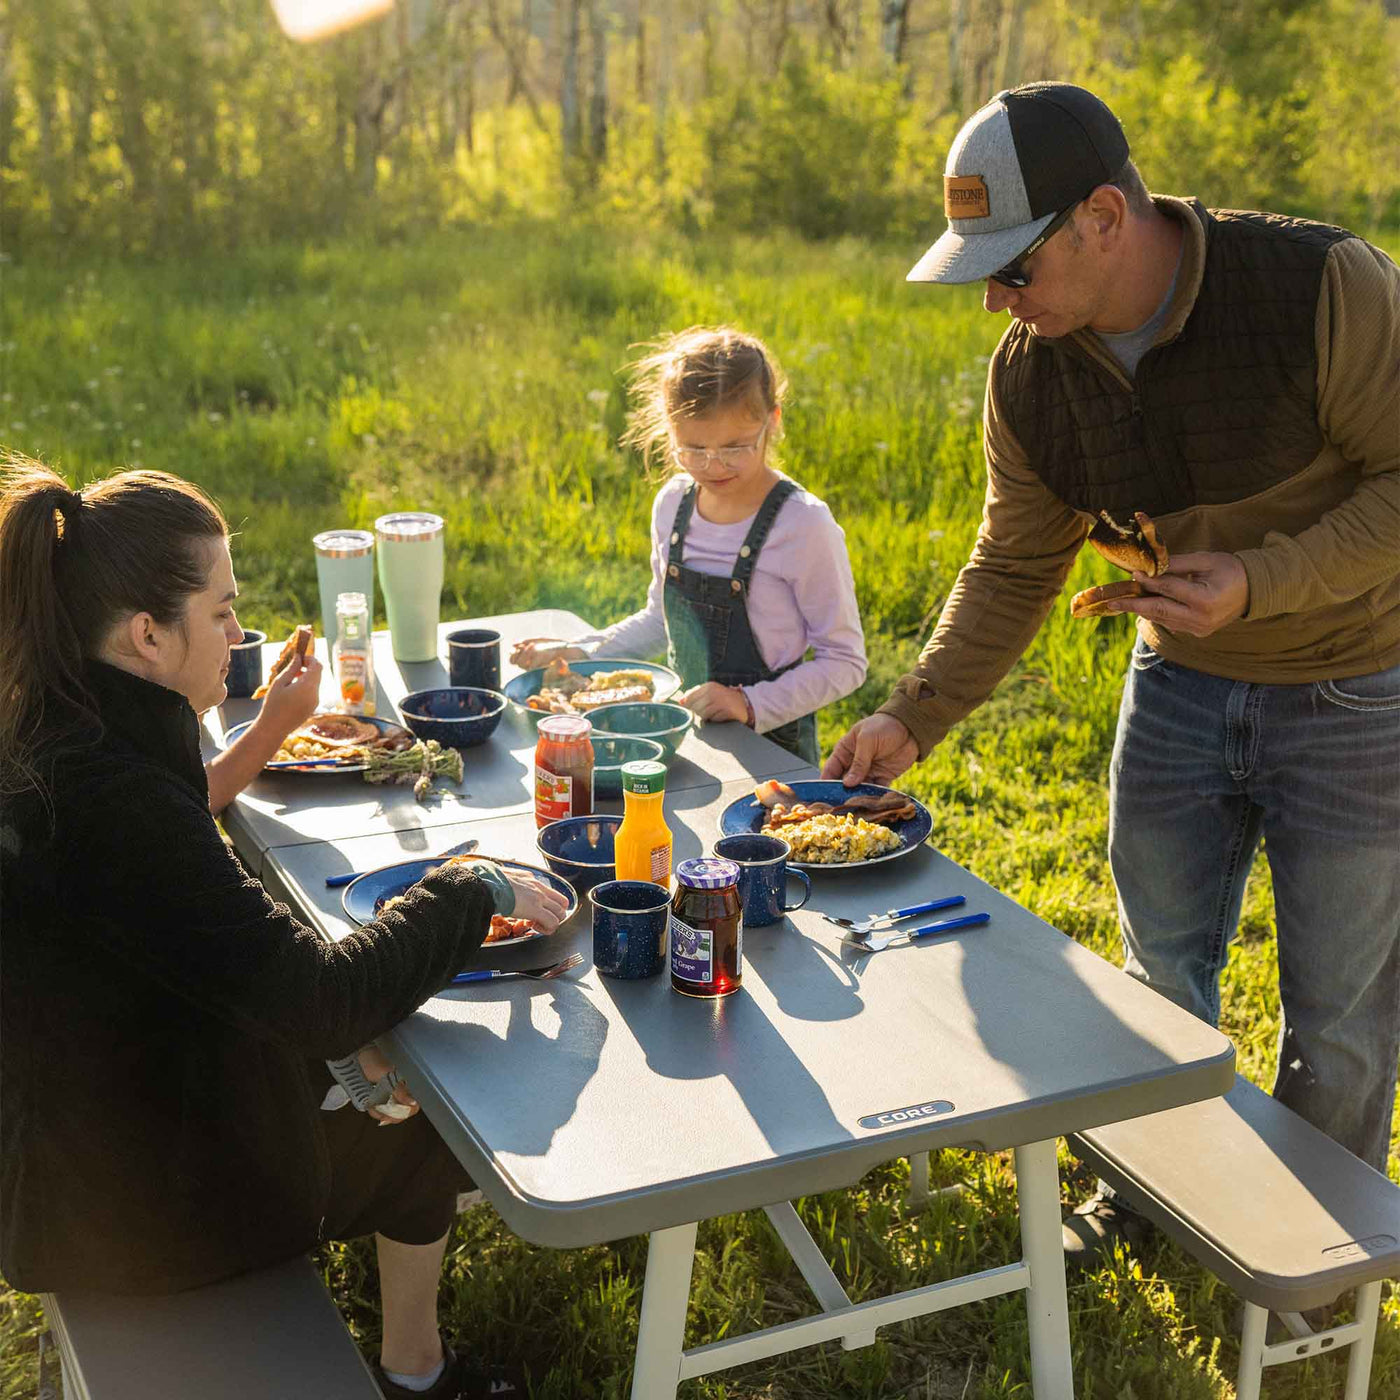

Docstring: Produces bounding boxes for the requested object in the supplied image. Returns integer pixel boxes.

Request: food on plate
[1071,510,1169,619]
[525,659,656,714]
[270,713,412,765]
[776,814,903,864]
[753,780,918,829]
[486,914,538,942]
[251,624,313,698]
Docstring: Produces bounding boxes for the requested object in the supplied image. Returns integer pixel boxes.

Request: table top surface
[204,610,808,876]
[240,622,1235,1250]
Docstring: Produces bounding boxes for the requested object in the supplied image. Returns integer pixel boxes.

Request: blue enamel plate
[342,854,579,947]
[504,658,681,728]
[717,781,933,873]
[220,713,407,775]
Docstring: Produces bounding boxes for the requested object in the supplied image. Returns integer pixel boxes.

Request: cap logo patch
[945,174,990,220]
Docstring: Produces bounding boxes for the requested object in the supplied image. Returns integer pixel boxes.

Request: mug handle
[784,869,811,913]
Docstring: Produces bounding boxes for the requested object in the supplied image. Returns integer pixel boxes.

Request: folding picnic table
[210,611,1236,1399]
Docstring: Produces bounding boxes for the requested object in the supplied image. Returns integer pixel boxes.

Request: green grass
[1,224,1396,1398]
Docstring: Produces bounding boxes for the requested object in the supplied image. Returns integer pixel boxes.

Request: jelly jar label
[535,767,574,823]
[670,915,711,983]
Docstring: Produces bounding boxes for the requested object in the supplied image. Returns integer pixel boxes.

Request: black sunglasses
[989,204,1079,288]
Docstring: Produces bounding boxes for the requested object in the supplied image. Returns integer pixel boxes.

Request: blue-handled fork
[843,911,990,954]
[821,895,965,936]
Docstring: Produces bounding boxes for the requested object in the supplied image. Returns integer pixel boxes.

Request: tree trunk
[947,0,967,115]
[881,0,909,69]
[994,0,1026,94]
[635,0,646,104]
[560,0,582,164]
[588,0,607,165]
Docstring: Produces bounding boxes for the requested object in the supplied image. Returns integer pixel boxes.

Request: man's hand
[820,714,919,786]
[677,681,749,724]
[1107,551,1250,637]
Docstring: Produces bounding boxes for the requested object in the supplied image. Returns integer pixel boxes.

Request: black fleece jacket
[0,662,493,1294]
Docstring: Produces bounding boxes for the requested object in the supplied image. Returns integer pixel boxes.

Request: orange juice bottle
[613,761,672,886]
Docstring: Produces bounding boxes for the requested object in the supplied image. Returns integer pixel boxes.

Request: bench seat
[42,1255,384,1400]
[1071,1074,1400,1313]
[1071,1074,1400,1398]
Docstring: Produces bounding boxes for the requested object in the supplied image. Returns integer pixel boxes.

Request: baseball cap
[907,82,1130,285]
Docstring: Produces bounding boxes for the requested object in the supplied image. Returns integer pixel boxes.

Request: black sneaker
[375,1336,527,1400]
[1061,1191,1154,1268]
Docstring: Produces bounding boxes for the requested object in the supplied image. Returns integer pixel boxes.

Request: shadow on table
[606,979,851,1156]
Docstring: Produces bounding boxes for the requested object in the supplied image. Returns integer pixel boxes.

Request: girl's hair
[621,326,789,473]
[0,453,228,797]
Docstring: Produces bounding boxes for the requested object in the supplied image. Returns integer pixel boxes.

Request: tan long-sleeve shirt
[880,199,1400,758]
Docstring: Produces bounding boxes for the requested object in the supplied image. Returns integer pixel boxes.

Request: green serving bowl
[587,701,694,758]
[591,734,669,799]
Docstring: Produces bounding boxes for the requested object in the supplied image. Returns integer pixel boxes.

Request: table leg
[1014,1139,1075,1399]
[630,1222,698,1400]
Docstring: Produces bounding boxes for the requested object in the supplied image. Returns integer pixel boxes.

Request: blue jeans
[1109,638,1400,1171]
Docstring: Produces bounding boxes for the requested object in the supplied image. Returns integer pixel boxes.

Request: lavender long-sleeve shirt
[574,475,867,735]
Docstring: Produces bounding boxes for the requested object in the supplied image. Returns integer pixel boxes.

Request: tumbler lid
[313,528,374,557]
[374,511,444,542]
[675,857,739,889]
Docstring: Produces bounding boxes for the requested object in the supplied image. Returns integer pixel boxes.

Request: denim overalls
[661,479,819,766]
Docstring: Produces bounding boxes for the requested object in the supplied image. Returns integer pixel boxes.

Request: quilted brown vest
[996,205,1354,518]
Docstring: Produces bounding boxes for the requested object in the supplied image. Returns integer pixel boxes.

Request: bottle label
[649,843,672,883]
[670,915,711,983]
[535,766,573,823]
[336,650,374,715]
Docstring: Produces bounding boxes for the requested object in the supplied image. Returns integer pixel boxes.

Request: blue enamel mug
[712,833,811,928]
[588,879,670,979]
[226,629,267,699]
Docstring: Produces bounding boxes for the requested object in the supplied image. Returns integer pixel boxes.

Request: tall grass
[0,226,1395,1398]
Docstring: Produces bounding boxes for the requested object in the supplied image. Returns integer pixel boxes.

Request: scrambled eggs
[778,814,902,864]
[271,737,367,764]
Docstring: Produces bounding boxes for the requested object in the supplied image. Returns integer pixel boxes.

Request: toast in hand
[1072,511,1169,620]
[252,624,313,698]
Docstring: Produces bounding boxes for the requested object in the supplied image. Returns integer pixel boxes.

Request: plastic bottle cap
[336,591,367,612]
[675,857,739,889]
[621,760,667,794]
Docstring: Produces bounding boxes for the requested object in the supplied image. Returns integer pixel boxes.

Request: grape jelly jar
[669,857,743,998]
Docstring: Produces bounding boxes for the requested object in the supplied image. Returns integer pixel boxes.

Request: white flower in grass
[86,379,99,391]
[9,421,25,431]
[130,438,141,448]
[873,441,888,453]
[927,529,945,541]
[0,392,10,403]
[208,411,224,423]
[133,402,146,413]
[306,437,318,447]
[586,389,608,406]
[68,401,81,412]
[361,433,378,448]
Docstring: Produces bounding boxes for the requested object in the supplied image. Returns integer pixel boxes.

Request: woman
[0,455,562,1398]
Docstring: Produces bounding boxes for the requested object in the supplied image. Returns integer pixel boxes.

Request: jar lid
[621,760,667,794]
[538,715,593,740]
[675,857,739,889]
[374,512,444,543]
[313,528,374,557]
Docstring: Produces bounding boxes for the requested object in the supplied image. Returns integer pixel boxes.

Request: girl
[0,455,562,1399]
[513,326,866,765]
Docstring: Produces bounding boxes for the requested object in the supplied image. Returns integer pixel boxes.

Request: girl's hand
[501,867,570,931]
[509,638,588,669]
[357,1044,420,1126]
[257,651,323,742]
[678,682,749,724]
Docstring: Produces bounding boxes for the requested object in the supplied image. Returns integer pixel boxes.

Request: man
[824,82,1400,1260]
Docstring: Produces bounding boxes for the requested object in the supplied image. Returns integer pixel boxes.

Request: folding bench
[41,1255,384,1400]
[1070,1074,1400,1400]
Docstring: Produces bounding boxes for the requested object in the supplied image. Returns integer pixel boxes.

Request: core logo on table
[858,1099,956,1130]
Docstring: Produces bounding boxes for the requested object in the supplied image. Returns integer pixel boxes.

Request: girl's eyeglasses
[672,425,768,471]
[988,204,1078,288]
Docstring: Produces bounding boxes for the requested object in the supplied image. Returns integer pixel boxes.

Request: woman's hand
[257,650,323,742]
[500,867,570,931]
[678,681,749,724]
[509,638,588,670]
[357,1044,420,1126]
